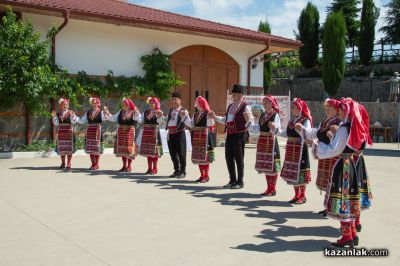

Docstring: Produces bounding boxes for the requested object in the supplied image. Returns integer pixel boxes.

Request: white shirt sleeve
[52,115,59,126]
[244,105,254,127]
[207,117,215,127]
[135,112,145,124]
[132,111,142,122]
[107,111,120,123]
[70,114,78,125]
[316,126,348,159]
[303,126,319,140]
[273,114,281,135]
[183,114,195,128]
[215,115,226,124]
[75,113,88,125]
[100,111,107,121]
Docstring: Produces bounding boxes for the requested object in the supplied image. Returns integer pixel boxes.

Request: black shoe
[231,182,244,189]
[177,171,186,179]
[237,182,244,188]
[354,236,359,246]
[331,239,354,248]
[169,171,180,178]
[356,224,362,232]
[288,197,299,204]
[318,209,328,216]
[223,182,235,189]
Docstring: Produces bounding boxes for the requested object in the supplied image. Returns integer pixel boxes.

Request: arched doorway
[170,45,239,118]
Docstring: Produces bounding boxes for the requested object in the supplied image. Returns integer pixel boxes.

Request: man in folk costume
[180,96,216,183]
[136,97,163,175]
[75,97,106,170]
[316,98,367,248]
[52,98,77,169]
[249,95,281,196]
[156,92,188,179]
[271,98,312,204]
[104,98,141,172]
[296,98,341,214]
[212,85,254,189]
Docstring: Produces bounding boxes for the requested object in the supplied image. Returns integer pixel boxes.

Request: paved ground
[1,140,399,266]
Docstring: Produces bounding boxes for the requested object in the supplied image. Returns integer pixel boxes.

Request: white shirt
[75,110,107,124]
[157,107,189,127]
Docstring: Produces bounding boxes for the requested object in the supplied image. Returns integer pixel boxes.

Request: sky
[128,0,391,40]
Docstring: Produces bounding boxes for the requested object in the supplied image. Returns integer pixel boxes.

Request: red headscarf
[263,94,279,113]
[195,96,210,112]
[122,98,135,111]
[359,103,373,145]
[325,98,340,111]
[293,98,313,125]
[339,98,369,150]
[146,97,161,110]
[58,98,69,108]
[89,97,101,107]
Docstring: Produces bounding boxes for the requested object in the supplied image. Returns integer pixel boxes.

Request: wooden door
[175,63,191,110]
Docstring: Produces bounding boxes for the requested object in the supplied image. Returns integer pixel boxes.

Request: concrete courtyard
[0,140,399,266]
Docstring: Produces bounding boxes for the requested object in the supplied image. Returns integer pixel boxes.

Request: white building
[1,0,300,115]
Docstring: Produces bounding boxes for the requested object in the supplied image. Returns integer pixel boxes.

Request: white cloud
[131,0,187,10]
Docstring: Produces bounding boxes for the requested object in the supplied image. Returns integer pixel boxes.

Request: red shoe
[199,177,209,183]
[151,167,158,175]
[92,164,99,170]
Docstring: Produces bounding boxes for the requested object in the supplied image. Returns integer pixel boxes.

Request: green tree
[327,0,360,60]
[322,12,347,96]
[359,0,380,65]
[296,2,320,68]
[258,18,272,94]
[380,0,400,44]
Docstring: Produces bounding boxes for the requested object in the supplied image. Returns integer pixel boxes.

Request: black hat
[232,84,243,94]
[171,91,182,99]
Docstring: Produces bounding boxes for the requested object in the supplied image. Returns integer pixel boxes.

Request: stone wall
[1,99,399,151]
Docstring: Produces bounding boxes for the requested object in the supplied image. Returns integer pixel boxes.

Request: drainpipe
[50,9,70,142]
[247,40,270,95]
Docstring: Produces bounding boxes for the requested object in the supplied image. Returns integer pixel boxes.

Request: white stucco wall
[23,12,265,88]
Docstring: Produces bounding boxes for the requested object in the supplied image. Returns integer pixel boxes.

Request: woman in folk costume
[316,98,367,248]
[249,95,281,196]
[271,98,312,204]
[104,98,141,172]
[51,98,77,169]
[137,97,163,175]
[180,96,216,183]
[296,98,342,215]
[330,101,373,233]
[75,97,106,170]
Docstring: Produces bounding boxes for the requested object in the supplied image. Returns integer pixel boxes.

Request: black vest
[259,112,276,133]
[193,111,208,127]
[144,110,158,125]
[57,112,72,124]
[317,117,341,145]
[118,110,137,126]
[87,110,102,124]
[287,116,308,138]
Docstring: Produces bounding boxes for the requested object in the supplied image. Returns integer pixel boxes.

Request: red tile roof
[1,0,301,48]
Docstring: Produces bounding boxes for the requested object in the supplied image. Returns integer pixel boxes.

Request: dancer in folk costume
[180,96,216,183]
[249,95,281,196]
[75,97,106,170]
[137,97,163,175]
[156,92,188,179]
[271,98,312,204]
[296,98,341,214]
[329,101,373,233]
[315,98,368,248]
[104,98,141,172]
[212,85,254,189]
[51,98,77,169]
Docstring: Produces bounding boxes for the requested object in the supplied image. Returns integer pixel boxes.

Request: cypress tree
[258,18,272,94]
[359,0,380,65]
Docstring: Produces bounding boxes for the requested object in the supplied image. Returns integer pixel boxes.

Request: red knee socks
[339,221,353,242]
[67,155,72,168]
[147,157,153,173]
[299,185,306,199]
[270,175,277,193]
[120,157,127,171]
[152,157,158,174]
[126,158,132,172]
